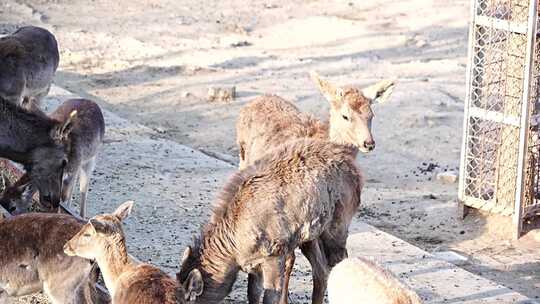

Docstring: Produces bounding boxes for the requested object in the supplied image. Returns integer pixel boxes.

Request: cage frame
[458,0,540,238]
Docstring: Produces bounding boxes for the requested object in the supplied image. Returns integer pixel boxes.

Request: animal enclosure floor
[8,86,535,304]
[2,0,540,301]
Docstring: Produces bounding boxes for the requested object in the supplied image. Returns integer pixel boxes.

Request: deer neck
[0,100,55,161]
[95,237,134,297]
[197,232,240,303]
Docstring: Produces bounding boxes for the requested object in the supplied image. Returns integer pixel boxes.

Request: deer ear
[53,110,77,142]
[184,269,204,301]
[112,200,134,221]
[89,218,108,233]
[362,79,395,105]
[181,246,192,265]
[310,71,340,107]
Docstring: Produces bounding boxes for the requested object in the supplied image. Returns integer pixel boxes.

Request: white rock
[436,171,458,184]
[208,86,236,102]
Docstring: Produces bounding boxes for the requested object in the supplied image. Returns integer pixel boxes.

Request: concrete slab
[12,85,535,303]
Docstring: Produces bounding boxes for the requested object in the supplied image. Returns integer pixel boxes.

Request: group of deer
[0,25,422,304]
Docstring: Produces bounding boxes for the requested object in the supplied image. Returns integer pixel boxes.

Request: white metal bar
[468,107,521,126]
[458,0,480,205]
[513,0,539,239]
[475,15,528,34]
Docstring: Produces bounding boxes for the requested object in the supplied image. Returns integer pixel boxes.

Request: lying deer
[177,138,364,304]
[236,71,394,169]
[0,212,106,304]
[328,257,423,304]
[0,98,105,217]
[0,26,59,112]
[64,201,201,304]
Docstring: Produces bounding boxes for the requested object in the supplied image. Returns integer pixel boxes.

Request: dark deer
[0,97,75,209]
[0,99,105,218]
[0,26,59,112]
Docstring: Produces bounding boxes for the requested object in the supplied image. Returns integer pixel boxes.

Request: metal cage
[459,0,540,237]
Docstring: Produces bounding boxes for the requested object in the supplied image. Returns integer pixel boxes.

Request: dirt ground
[1,0,539,301]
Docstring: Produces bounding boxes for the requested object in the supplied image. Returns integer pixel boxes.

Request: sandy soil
[1,0,539,301]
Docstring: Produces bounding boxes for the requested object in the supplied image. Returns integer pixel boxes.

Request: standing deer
[236,71,394,169]
[0,97,75,209]
[0,212,107,304]
[235,72,393,303]
[0,98,104,217]
[0,26,59,112]
[64,201,201,304]
[328,257,423,304]
[177,138,364,304]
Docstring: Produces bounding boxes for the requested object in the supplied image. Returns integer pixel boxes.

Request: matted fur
[328,257,423,304]
[179,138,363,304]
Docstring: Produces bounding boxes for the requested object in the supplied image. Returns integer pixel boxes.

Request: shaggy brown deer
[64,201,201,304]
[328,257,423,304]
[177,138,364,304]
[0,97,75,209]
[0,98,105,217]
[0,26,59,112]
[0,212,106,304]
[236,71,394,169]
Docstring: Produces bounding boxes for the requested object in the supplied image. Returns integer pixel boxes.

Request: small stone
[208,86,236,102]
[181,91,191,98]
[436,171,459,184]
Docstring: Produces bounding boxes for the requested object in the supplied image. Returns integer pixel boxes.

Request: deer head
[63,200,133,260]
[310,71,394,153]
[27,110,77,209]
[176,245,206,303]
[0,175,34,214]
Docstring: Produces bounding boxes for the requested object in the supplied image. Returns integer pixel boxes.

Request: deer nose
[364,140,375,151]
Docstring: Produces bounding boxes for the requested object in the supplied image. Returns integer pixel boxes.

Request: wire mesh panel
[459,0,539,237]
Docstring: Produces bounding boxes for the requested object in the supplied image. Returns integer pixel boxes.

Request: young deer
[0,97,76,209]
[0,173,33,214]
[64,201,201,304]
[0,26,59,112]
[236,71,394,169]
[53,98,105,218]
[328,258,423,304]
[177,138,364,304]
[0,98,105,217]
[0,212,106,304]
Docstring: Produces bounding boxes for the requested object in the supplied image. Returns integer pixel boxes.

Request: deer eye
[342,115,349,121]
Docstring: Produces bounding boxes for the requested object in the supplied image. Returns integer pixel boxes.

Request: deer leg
[79,157,96,218]
[320,230,348,268]
[261,256,286,304]
[279,252,295,304]
[300,240,330,304]
[45,260,93,304]
[248,269,263,304]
